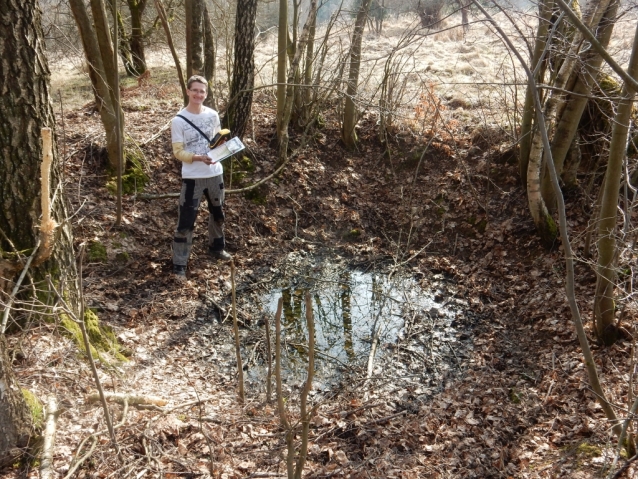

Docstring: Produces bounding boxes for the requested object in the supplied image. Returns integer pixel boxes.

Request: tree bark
[189,0,204,74]
[203,4,216,109]
[224,0,258,138]
[519,0,555,188]
[594,21,638,345]
[69,0,122,170]
[0,337,30,468]
[0,0,78,465]
[276,0,288,141]
[126,0,148,75]
[539,0,617,209]
[342,0,373,149]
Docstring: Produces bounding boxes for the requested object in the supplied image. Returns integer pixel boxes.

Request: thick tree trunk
[0,337,30,468]
[224,0,258,138]
[594,21,638,345]
[0,0,78,464]
[342,0,373,149]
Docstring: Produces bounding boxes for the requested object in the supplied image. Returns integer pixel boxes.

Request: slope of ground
[5,10,638,479]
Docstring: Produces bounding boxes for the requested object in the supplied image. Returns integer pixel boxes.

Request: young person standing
[171,75,231,278]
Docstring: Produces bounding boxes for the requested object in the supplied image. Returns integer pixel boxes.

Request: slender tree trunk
[519,0,555,188]
[0,0,78,464]
[278,0,318,163]
[155,0,187,104]
[301,8,317,127]
[594,21,638,345]
[276,0,288,141]
[127,0,148,75]
[106,1,135,76]
[185,0,193,79]
[540,0,617,209]
[69,0,122,170]
[190,0,204,74]
[342,0,373,149]
[224,0,258,138]
[203,4,216,109]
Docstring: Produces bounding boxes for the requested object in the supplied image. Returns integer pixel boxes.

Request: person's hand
[193,154,213,165]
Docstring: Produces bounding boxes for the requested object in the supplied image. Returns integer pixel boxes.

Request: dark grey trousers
[172,175,225,267]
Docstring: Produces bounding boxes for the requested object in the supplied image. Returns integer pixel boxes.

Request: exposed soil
[3,76,637,479]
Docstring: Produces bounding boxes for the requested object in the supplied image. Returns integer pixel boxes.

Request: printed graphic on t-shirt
[181,117,219,156]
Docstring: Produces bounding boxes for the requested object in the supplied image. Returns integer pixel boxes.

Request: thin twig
[1,239,40,334]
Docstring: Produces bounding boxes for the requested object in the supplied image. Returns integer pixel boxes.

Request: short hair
[187,75,208,89]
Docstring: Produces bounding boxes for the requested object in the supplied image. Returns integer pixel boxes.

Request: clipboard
[207,137,246,164]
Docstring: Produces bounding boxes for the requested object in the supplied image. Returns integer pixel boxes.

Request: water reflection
[262,264,447,383]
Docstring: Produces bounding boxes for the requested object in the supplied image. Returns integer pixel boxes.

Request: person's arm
[172,143,212,164]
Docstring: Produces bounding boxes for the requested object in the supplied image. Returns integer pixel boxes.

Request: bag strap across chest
[176,114,211,145]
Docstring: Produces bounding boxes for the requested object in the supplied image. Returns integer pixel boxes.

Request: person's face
[187,81,207,106]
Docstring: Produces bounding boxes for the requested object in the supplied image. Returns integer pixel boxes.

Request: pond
[249,252,471,398]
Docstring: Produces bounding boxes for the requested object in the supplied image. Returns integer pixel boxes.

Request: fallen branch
[361,410,407,427]
[231,261,245,402]
[39,398,58,479]
[63,399,129,479]
[86,392,167,407]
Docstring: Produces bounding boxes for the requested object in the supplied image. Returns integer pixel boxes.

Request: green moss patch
[60,309,128,363]
[106,145,149,195]
[21,389,44,430]
[575,442,602,458]
[87,241,108,263]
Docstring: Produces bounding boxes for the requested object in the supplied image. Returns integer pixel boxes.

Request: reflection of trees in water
[282,288,305,340]
[278,270,398,365]
[340,271,355,361]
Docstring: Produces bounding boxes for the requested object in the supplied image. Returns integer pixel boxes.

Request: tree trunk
[69,0,122,171]
[276,0,288,141]
[0,337,30,468]
[519,0,556,188]
[114,7,136,76]
[189,0,204,74]
[0,0,78,464]
[203,4,216,109]
[127,0,148,75]
[593,21,638,345]
[342,0,372,149]
[224,0,258,138]
[539,0,617,209]
[301,7,317,127]
[155,0,187,104]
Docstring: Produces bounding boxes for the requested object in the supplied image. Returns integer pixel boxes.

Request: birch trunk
[342,0,373,148]
[594,22,638,345]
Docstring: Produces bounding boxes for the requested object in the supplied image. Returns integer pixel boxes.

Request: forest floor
[3,70,638,479]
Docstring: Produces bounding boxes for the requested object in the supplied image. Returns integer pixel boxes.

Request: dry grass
[48,7,638,136]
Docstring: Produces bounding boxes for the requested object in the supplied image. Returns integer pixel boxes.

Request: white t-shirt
[171,107,224,179]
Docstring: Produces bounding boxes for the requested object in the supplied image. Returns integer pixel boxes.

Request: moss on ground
[106,145,149,195]
[87,241,108,263]
[60,309,128,362]
[21,389,44,430]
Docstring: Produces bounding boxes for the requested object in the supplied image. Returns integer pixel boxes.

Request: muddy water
[251,252,470,397]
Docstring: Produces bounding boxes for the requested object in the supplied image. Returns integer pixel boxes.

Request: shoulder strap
[176,114,211,144]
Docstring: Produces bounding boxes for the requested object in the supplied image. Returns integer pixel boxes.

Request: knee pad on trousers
[177,205,197,231]
[212,205,225,224]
